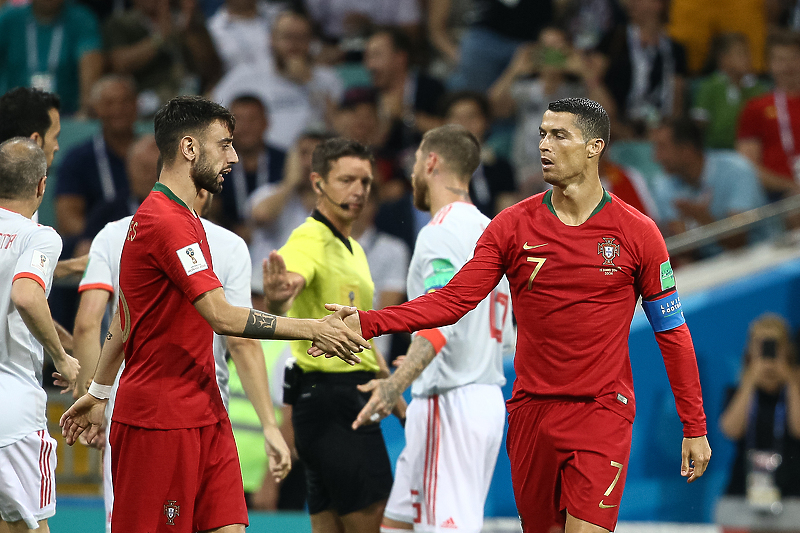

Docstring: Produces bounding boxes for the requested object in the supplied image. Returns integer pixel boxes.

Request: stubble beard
[412,175,430,212]
[191,148,223,194]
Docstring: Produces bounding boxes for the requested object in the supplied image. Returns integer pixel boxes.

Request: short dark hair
[661,116,705,151]
[420,124,481,180]
[441,91,490,120]
[311,137,374,179]
[0,137,47,199]
[0,88,61,143]
[154,96,236,165]
[230,94,269,115]
[547,98,610,151]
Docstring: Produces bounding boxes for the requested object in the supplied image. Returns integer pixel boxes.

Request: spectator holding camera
[720,313,800,499]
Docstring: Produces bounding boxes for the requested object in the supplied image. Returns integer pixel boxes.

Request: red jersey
[114,183,225,429]
[360,191,707,436]
[737,92,800,181]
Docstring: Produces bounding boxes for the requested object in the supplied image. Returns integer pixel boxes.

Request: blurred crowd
[4,0,800,295]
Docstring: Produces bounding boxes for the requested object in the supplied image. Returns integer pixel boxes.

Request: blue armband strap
[642,290,685,332]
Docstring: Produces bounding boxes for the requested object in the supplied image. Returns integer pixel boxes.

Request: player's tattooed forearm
[243,309,278,339]
[106,332,112,341]
[378,380,401,408]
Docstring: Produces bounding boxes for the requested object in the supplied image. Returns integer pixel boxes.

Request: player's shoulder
[202,217,249,255]
[608,192,660,233]
[492,193,544,225]
[138,187,193,225]
[25,219,62,246]
[200,217,243,244]
[429,202,486,227]
[95,215,133,241]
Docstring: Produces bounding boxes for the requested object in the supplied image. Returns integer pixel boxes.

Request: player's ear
[179,136,196,162]
[586,138,604,159]
[29,132,44,149]
[36,175,47,199]
[426,151,437,174]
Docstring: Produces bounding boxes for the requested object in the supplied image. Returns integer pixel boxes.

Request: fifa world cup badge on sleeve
[31,250,49,273]
[176,243,208,275]
[660,260,676,291]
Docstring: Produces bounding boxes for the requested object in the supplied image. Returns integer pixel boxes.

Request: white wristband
[88,381,112,400]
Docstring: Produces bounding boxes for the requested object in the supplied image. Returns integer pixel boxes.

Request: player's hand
[263,424,292,482]
[681,435,711,483]
[52,352,80,395]
[353,378,401,429]
[328,303,363,336]
[263,251,303,311]
[59,393,107,446]
[309,306,370,364]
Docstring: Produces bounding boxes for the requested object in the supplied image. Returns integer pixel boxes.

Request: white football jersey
[80,216,251,409]
[408,202,512,397]
[203,218,253,409]
[0,208,62,446]
[80,216,132,315]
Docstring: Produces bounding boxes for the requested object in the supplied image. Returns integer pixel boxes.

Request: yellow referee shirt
[279,212,379,373]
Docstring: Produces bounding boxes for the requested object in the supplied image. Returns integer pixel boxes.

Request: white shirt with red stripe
[0,207,62,447]
[407,202,511,398]
[79,216,132,315]
[78,215,251,410]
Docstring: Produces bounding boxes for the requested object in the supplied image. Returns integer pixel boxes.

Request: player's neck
[158,170,197,213]
[429,177,471,216]
[0,199,36,219]
[550,175,604,226]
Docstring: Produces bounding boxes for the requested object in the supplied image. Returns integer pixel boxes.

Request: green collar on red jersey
[152,182,190,210]
[542,188,612,221]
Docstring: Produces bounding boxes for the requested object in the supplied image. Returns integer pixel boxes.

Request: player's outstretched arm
[227,336,291,481]
[194,287,370,364]
[60,311,126,446]
[11,277,80,393]
[352,335,436,429]
[54,254,89,279]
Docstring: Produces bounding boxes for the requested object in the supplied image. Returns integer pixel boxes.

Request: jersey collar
[542,188,612,222]
[311,209,353,254]
[153,182,191,211]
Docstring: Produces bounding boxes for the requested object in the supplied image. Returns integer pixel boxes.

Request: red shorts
[109,417,248,533]
[506,398,632,533]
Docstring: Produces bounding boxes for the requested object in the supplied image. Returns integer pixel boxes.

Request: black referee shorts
[292,371,393,515]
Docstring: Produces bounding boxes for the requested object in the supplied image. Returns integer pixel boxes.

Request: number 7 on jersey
[527,257,546,290]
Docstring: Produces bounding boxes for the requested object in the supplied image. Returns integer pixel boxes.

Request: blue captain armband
[642,290,685,332]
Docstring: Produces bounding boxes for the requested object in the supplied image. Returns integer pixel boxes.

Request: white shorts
[0,429,57,528]
[103,364,124,533]
[384,384,505,533]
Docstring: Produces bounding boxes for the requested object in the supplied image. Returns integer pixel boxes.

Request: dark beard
[191,150,223,194]
[413,180,430,211]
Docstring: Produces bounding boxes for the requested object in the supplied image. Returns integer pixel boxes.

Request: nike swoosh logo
[523,242,548,250]
[598,501,617,509]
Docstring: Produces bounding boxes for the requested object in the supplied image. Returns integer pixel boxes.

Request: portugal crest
[164,500,180,526]
[598,237,620,266]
